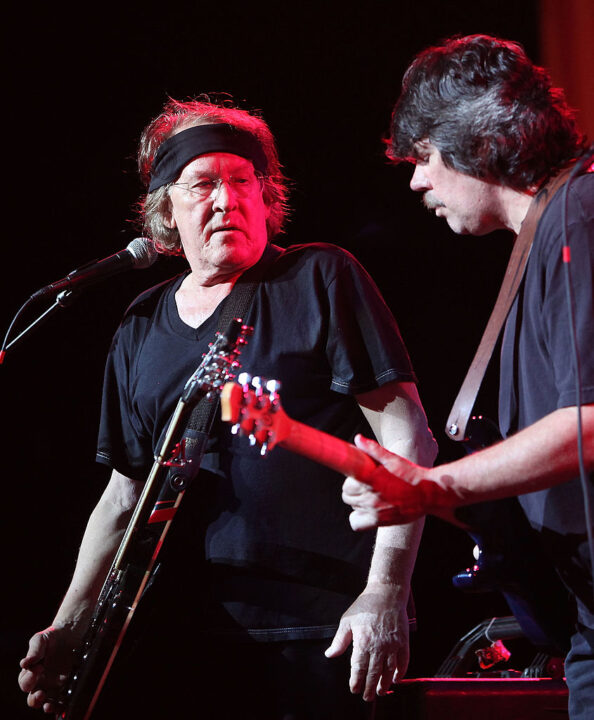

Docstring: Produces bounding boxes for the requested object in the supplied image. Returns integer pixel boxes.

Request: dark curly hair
[388,34,586,190]
[137,96,290,255]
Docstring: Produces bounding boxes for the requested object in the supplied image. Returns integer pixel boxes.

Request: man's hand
[18,471,140,714]
[343,435,459,530]
[18,624,81,714]
[324,583,410,701]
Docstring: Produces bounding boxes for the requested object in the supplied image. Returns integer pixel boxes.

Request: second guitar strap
[445,165,575,442]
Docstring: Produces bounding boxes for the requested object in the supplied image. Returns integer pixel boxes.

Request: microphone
[31,237,158,300]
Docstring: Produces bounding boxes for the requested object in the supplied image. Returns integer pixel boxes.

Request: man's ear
[163,206,177,229]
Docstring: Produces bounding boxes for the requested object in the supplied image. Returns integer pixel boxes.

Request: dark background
[2,1,547,714]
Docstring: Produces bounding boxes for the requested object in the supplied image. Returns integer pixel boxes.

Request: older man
[19,98,436,719]
[342,35,594,719]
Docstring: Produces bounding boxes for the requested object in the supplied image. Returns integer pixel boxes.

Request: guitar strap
[445,165,575,442]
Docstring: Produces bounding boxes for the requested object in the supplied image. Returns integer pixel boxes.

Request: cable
[0,296,35,365]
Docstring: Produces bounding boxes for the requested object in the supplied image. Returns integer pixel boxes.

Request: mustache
[422,193,445,210]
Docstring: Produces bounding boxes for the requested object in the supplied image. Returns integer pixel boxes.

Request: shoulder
[568,172,594,220]
[123,273,186,320]
[540,172,594,226]
[535,172,594,254]
[275,242,366,278]
[270,242,390,319]
[108,273,185,354]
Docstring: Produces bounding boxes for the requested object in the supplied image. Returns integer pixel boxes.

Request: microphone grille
[127,237,159,269]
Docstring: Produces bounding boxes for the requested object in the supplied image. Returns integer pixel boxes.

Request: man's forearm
[358,380,436,591]
[426,405,594,508]
[367,520,424,597]
[53,472,140,629]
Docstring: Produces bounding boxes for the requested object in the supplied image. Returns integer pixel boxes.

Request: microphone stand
[1,237,158,365]
[0,289,77,364]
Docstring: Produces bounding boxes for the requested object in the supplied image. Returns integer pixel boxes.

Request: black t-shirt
[499,172,594,625]
[97,242,417,639]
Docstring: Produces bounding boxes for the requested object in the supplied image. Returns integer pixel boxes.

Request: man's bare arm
[19,470,142,713]
[344,404,594,530]
[326,381,437,700]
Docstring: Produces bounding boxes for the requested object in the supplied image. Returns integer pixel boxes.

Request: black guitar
[451,415,572,655]
[57,319,251,720]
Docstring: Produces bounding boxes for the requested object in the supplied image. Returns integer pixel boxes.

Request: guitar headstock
[182,319,253,405]
[220,373,288,455]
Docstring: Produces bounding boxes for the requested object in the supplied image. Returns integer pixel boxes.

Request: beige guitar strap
[445,165,574,442]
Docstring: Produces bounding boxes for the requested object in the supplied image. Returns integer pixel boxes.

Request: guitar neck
[276,416,378,482]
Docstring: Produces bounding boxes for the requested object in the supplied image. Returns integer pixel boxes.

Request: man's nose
[212,180,239,210]
[410,164,429,192]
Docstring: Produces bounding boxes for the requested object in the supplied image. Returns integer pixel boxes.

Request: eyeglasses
[171,173,264,201]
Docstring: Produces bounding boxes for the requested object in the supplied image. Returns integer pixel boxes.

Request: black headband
[148,124,269,192]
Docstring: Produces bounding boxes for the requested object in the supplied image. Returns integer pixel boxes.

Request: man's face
[409,141,504,236]
[167,152,270,280]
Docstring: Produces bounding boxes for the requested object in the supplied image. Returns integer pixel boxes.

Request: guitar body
[452,416,573,654]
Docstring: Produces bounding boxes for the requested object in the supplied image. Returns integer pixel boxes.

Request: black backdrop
[3,1,541,714]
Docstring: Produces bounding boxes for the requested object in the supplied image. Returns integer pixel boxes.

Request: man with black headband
[19,98,437,719]
[341,35,594,719]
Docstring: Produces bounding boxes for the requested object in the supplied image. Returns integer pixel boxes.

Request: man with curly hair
[342,35,594,719]
[18,98,437,719]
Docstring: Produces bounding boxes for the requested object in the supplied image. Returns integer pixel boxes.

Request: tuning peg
[230,423,241,435]
[251,376,270,399]
[265,379,281,392]
[260,442,269,456]
[264,380,281,411]
[248,434,257,446]
[237,371,252,387]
